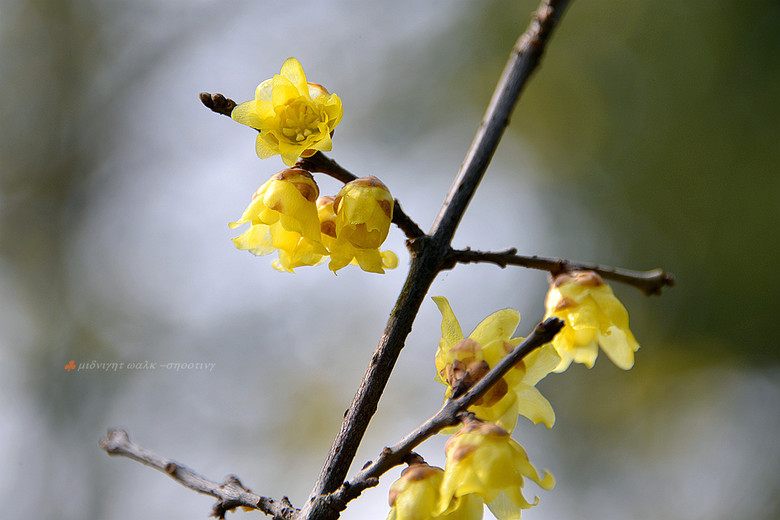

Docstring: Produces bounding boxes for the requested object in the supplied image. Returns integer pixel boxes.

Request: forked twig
[100,429,296,520]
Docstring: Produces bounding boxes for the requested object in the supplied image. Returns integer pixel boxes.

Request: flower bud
[544,270,640,371]
[388,463,483,520]
[333,176,394,249]
[230,168,327,271]
[438,417,553,519]
[318,177,398,274]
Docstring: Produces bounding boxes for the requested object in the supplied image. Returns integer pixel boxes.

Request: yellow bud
[320,177,398,274]
[388,463,483,520]
[544,270,640,371]
[438,418,553,519]
[334,176,393,249]
[230,169,326,271]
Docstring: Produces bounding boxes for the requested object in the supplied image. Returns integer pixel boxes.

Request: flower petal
[433,296,464,350]
[280,57,309,96]
[597,325,638,370]
[231,100,266,128]
[469,308,520,347]
[513,385,556,428]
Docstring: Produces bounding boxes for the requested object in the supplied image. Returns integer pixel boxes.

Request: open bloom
[438,418,554,520]
[229,168,327,272]
[432,297,560,431]
[231,57,343,166]
[318,176,398,273]
[387,463,483,520]
[544,270,640,371]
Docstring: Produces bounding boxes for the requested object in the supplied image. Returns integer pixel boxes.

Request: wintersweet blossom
[438,418,554,520]
[544,270,640,371]
[229,168,327,272]
[387,463,483,520]
[317,176,398,273]
[432,297,560,431]
[231,57,343,166]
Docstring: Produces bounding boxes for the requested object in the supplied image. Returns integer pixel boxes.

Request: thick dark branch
[99,429,296,520]
[300,3,572,519]
[328,318,564,507]
[298,152,426,240]
[450,248,676,295]
[430,0,571,242]
[199,92,236,117]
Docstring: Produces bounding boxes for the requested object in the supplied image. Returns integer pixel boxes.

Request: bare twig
[328,317,564,507]
[99,429,296,520]
[300,3,572,519]
[449,248,676,295]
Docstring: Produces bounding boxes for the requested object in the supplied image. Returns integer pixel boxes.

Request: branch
[328,317,564,507]
[300,3,572,519]
[99,429,296,520]
[430,0,571,244]
[449,248,676,295]
[297,152,426,240]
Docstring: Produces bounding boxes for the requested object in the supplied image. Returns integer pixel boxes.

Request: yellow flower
[387,463,484,520]
[432,297,560,431]
[231,57,343,166]
[318,176,398,273]
[438,418,554,520]
[229,168,327,272]
[544,271,640,371]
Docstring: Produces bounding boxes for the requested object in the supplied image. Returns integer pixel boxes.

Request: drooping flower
[543,270,640,371]
[229,168,327,272]
[318,176,398,273]
[438,418,554,520]
[432,297,560,431]
[387,463,483,520]
[231,57,343,166]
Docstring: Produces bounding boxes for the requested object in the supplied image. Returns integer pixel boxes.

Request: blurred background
[1,0,778,519]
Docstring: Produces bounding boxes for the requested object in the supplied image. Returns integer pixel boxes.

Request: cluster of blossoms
[230,169,397,273]
[388,272,640,519]
[229,58,396,273]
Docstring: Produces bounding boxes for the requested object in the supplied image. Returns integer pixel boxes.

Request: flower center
[279,98,321,143]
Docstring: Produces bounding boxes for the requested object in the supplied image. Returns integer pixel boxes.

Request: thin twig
[449,248,676,295]
[300,3,572,519]
[328,317,564,507]
[99,429,296,520]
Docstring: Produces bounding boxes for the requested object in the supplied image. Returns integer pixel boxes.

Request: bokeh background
[1,0,778,519]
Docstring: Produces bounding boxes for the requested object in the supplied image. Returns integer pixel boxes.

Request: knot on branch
[99,428,130,454]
